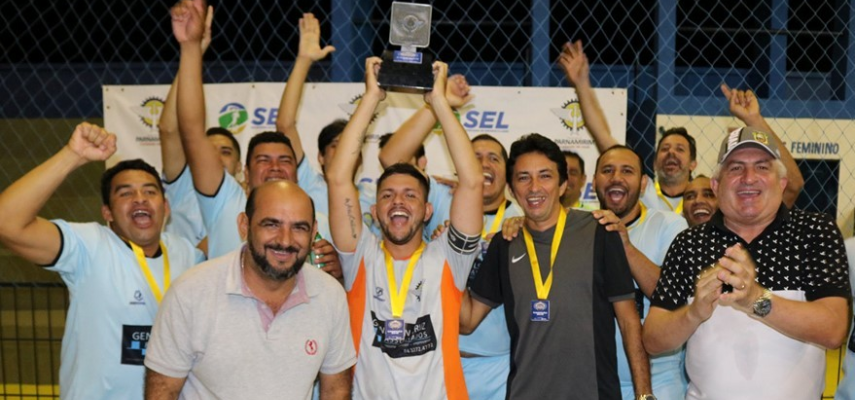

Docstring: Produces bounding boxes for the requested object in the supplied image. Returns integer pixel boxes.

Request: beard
[596,184,642,219]
[379,220,422,246]
[248,240,306,282]
[655,161,690,186]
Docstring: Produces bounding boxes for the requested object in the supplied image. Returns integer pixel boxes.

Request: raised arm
[172,0,223,196]
[159,6,213,182]
[0,123,116,265]
[720,84,804,207]
[377,75,472,168]
[327,58,385,252]
[558,40,617,153]
[427,62,483,235]
[275,13,335,164]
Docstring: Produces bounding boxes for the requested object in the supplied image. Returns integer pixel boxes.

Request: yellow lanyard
[521,208,567,300]
[381,241,426,318]
[482,201,507,239]
[655,180,683,214]
[130,241,170,304]
[626,202,648,231]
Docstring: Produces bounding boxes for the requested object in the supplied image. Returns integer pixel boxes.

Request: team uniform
[46,221,203,400]
[423,176,454,241]
[296,158,376,230]
[163,166,206,246]
[617,205,688,399]
[460,200,523,400]
[835,237,855,400]
[338,227,479,400]
[145,249,356,399]
[652,206,851,399]
[197,167,331,259]
[639,176,682,214]
[471,209,635,399]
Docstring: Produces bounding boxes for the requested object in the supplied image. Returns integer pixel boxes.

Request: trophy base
[377,50,435,92]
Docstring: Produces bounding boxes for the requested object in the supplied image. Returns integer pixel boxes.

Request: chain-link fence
[2,0,853,398]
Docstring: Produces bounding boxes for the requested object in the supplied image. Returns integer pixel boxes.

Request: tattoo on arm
[345,198,358,239]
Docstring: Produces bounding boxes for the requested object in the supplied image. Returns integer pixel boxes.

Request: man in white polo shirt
[144,181,355,399]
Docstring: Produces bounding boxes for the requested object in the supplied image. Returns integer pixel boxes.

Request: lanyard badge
[521,208,566,322]
[129,241,170,304]
[381,241,425,342]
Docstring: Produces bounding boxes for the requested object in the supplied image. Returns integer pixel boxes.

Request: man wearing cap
[644,127,851,399]
[558,40,804,213]
[835,236,855,400]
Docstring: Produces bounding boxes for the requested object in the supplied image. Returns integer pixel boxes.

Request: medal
[522,208,566,322]
[384,318,406,342]
[530,299,550,322]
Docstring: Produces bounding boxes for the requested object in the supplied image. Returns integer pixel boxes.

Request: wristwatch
[752,289,773,318]
[638,395,657,400]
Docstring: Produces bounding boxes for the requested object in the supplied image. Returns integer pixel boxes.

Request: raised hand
[67,122,117,162]
[425,61,449,106]
[364,57,386,100]
[720,84,762,125]
[298,13,336,61]
[171,0,207,44]
[445,74,474,108]
[557,40,590,88]
[200,5,214,53]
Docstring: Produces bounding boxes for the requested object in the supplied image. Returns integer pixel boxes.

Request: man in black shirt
[644,127,850,399]
[461,134,652,400]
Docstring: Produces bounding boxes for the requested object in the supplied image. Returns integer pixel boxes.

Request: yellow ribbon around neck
[627,202,648,231]
[521,207,567,300]
[381,241,426,318]
[129,241,170,304]
[655,180,683,214]
[482,200,507,239]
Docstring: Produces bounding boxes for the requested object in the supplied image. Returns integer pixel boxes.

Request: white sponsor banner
[657,114,855,234]
[103,83,627,209]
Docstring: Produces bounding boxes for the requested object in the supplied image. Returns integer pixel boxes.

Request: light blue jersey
[296,159,376,231]
[423,176,454,241]
[639,175,683,214]
[197,172,246,259]
[197,170,332,259]
[460,200,523,400]
[617,205,688,400]
[47,221,202,400]
[835,237,855,400]
[163,166,206,246]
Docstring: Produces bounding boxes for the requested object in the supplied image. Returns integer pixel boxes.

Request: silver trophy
[377,2,434,92]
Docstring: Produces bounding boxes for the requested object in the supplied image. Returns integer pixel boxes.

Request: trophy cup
[377,2,434,92]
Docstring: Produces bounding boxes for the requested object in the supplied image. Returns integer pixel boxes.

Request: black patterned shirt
[652,205,850,310]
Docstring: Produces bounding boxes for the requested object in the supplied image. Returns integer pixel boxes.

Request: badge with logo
[129,289,146,305]
[530,300,550,322]
[121,325,152,365]
[385,318,406,342]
